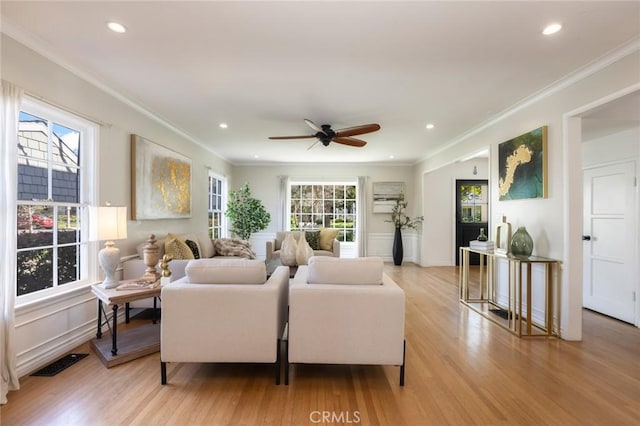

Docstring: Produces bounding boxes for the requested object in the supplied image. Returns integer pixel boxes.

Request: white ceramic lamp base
[99,242,120,289]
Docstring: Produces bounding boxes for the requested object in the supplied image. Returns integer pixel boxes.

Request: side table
[91,282,162,368]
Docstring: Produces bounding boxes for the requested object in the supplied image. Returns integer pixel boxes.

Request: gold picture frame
[131,134,192,220]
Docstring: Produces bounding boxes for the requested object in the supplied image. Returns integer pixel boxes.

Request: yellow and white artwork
[131,134,192,219]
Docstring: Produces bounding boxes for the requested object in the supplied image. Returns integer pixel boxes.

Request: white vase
[296,232,313,265]
[280,233,298,266]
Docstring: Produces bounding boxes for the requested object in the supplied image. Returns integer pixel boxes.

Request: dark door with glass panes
[455,180,489,265]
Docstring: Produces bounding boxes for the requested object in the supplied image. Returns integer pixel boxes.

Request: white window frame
[208,171,227,239]
[288,180,358,248]
[16,96,98,306]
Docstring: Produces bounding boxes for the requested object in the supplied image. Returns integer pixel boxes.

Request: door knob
[582,235,591,241]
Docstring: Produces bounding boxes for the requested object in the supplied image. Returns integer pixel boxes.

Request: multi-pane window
[208,173,227,239]
[289,182,357,242]
[16,99,95,298]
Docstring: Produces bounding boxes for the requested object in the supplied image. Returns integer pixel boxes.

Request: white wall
[421,157,489,266]
[583,126,639,166]
[3,34,232,376]
[415,49,640,339]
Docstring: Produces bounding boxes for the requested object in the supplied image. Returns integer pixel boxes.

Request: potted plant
[385,193,423,265]
[225,183,271,240]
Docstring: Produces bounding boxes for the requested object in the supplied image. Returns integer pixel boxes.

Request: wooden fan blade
[268,135,316,140]
[332,136,367,147]
[335,123,380,138]
[304,118,323,133]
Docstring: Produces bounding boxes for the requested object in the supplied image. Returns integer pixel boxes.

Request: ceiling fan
[269,119,380,148]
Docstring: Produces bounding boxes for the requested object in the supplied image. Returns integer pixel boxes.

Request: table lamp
[90,205,128,289]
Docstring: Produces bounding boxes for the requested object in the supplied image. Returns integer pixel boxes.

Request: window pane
[17,159,48,201]
[58,245,79,285]
[313,185,323,199]
[324,186,334,199]
[345,200,355,214]
[346,185,356,199]
[57,206,79,244]
[323,200,333,212]
[17,205,53,249]
[301,185,312,198]
[335,186,345,199]
[291,185,300,199]
[17,249,53,296]
[52,123,80,167]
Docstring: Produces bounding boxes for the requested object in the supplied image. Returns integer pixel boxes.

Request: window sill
[15,282,96,315]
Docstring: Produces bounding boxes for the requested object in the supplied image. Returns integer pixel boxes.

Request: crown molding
[417,36,640,165]
[1,17,227,162]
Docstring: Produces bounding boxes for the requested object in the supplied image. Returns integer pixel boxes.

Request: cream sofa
[160,259,289,385]
[122,232,253,305]
[265,230,340,262]
[286,256,406,385]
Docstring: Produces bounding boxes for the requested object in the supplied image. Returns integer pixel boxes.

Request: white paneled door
[583,161,637,323]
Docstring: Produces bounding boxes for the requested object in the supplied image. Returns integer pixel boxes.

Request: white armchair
[160,259,289,385]
[286,256,406,385]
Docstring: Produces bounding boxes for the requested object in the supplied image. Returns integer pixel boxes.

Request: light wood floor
[2,264,639,425]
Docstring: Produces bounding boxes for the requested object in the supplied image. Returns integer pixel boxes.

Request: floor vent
[488,308,519,320]
[31,353,89,377]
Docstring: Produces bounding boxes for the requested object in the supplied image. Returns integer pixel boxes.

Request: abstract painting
[131,134,192,219]
[498,126,547,201]
[372,181,405,213]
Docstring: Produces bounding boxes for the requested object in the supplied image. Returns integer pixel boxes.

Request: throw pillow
[185,239,201,259]
[165,233,195,260]
[319,228,339,251]
[305,230,320,250]
[213,238,257,259]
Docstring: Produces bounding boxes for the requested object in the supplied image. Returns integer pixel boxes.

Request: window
[289,182,357,243]
[208,173,227,239]
[16,98,97,300]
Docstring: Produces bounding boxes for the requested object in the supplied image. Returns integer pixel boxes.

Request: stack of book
[469,240,495,251]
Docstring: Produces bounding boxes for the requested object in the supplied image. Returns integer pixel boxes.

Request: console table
[459,247,560,337]
[91,283,161,368]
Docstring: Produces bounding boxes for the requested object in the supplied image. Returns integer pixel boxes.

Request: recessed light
[219,123,228,129]
[254,154,260,159]
[426,123,435,130]
[107,22,127,33]
[389,155,395,159]
[542,23,562,35]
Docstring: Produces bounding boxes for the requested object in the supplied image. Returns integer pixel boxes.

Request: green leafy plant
[225,183,271,240]
[385,193,424,230]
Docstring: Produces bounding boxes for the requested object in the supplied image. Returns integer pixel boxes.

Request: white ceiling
[2,1,639,165]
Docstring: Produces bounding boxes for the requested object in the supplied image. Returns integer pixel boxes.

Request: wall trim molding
[1,17,227,163]
[419,36,640,165]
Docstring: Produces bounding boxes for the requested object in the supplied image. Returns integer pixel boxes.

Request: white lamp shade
[89,206,128,241]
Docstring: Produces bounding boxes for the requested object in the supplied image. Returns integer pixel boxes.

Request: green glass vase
[510,226,533,256]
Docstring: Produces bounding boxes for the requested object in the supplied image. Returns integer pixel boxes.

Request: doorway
[565,86,640,339]
[455,180,489,265]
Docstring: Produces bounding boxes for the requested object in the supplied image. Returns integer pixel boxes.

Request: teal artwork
[498,126,547,200]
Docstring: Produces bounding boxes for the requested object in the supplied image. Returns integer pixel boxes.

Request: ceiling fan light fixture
[219,123,228,129]
[426,123,435,129]
[107,21,127,33]
[543,23,562,35]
